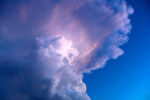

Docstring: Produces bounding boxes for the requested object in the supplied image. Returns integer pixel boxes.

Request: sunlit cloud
[0,0,133,100]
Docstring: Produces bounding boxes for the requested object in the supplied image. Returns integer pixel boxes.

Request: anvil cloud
[0,0,133,100]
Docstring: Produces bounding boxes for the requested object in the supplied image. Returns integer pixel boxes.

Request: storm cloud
[0,0,133,100]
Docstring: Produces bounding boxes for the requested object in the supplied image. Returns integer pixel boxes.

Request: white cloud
[0,0,133,100]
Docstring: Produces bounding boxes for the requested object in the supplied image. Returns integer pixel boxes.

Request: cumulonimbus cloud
[0,0,133,100]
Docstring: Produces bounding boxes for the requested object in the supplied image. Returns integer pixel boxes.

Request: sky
[84,0,150,100]
[0,0,150,100]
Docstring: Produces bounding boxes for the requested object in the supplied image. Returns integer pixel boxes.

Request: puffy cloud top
[0,0,133,100]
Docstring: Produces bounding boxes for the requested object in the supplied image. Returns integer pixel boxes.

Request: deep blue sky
[84,0,150,100]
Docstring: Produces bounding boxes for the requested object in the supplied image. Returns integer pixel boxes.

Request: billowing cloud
[0,0,133,100]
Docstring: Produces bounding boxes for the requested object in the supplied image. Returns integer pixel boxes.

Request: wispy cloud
[0,0,133,100]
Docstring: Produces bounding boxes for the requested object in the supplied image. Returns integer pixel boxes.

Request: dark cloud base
[0,0,133,100]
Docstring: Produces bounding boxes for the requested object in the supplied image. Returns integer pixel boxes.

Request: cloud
[0,0,133,100]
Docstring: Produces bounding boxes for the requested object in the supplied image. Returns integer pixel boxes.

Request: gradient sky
[84,0,150,100]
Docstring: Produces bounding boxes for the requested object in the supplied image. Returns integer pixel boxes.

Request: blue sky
[84,0,150,100]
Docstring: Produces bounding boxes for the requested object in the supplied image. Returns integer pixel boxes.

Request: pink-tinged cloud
[0,0,133,100]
